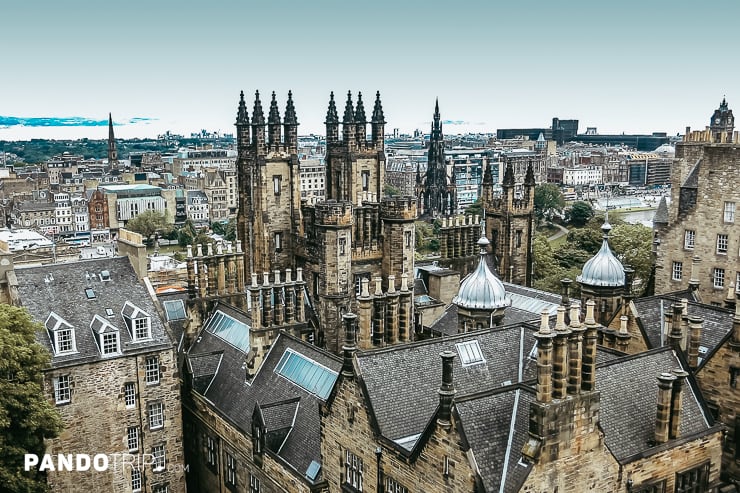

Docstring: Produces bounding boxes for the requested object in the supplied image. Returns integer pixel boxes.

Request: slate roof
[187,328,341,483]
[653,196,669,224]
[632,294,733,364]
[682,159,701,188]
[15,257,174,367]
[598,348,714,461]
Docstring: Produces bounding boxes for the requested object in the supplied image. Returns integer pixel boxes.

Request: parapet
[380,196,417,220]
[314,200,354,226]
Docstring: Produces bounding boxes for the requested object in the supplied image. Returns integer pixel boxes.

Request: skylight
[162,300,186,321]
[274,348,338,399]
[306,460,321,481]
[85,288,96,299]
[455,340,486,366]
[204,310,250,353]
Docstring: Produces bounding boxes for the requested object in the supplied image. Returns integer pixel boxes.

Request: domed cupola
[577,220,625,287]
[453,236,510,331]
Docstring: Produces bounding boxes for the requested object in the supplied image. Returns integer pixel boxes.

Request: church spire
[107,113,118,167]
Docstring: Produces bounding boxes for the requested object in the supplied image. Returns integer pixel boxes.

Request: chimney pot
[437,351,456,426]
[296,267,303,282]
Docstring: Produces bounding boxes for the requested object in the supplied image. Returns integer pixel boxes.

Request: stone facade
[654,130,740,306]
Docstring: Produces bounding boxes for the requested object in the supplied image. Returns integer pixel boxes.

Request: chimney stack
[732,293,740,348]
[616,315,630,353]
[581,300,599,392]
[535,309,555,403]
[341,313,358,377]
[669,369,689,440]
[687,315,703,369]
[552,306,571,400]
[567,303,585,395]
[688,255,700,292]
[655,372,676,444]
[437,351,456,427]
[668,303,684,352]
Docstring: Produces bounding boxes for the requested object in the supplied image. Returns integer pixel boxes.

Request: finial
[354,92,366,123]
[326,91,339,124]
[236,90,249,125]
[343,91,354,123]
[252,90,265,125]
[372,91,385,124]
[268,91,281,125]
[284,90,298,125]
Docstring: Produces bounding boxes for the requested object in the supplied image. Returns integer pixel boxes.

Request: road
[547,223,569,242]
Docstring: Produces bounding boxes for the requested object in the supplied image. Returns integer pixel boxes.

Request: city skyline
[2,0,739,141]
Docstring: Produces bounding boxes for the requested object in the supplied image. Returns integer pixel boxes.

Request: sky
[1,0,739,141]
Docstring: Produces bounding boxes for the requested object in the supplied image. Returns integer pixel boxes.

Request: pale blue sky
[1,0,738,140]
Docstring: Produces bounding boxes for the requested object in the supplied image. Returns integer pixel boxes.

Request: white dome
[576,222,625,287]
[453,237,511,310]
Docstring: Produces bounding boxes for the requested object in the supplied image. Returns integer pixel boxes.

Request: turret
[251,91,266,154]
[267,91,281,149]
[325,92,339,144]
[371,91,385,149]
[354,91,367,149]
[283,90,298,153]
[342,91,356,149]
[235,91,250,151]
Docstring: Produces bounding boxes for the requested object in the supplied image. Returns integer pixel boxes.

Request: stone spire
[342,91,355,146]
[251,91,266,152]
[325,91,339,143]
[236,90,249,125]
[342,91,355,123]
[107,113,118,166]
[251,91,265,125]
[371,91,385,124]
[431,97,442,140]
[283,90,298,151]
[354,91,366,123]
[267,91,281,146]
[283,90,297,125]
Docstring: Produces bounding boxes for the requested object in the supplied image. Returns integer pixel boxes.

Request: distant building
[710,97,735,140]
[416,99,456,217]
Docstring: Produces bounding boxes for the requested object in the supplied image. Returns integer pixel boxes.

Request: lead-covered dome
[453,237,511,310]
[576,221,625,287]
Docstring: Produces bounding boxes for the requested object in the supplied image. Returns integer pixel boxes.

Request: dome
[576,221,625,287]
[453,237,511,310]
[653,143,675,156]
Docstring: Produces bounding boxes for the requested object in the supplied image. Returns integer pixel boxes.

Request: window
[225,453,237,488]
[385,476,409,493]
[456,340,486,366]
[101,332,119,355]
[273,175,282,195]
[148,402,164,430]
[684,230,695,249]
[354,273,371,297]
[249,474,261,493]
[145,357,160,385]
[274,232,282,252]
[675,462,709,492]
[515,230,523,248]
[56,328,75,354]
[124,382,136,408]
[717,234,728,254]
[134,317,151,340]
[731,367,739,389]
[405,230,412,248]
[151,445,165,472]
[274,349,338,399]
[361,171,370,192]
[131,468,142,492]
[632,480,666,493]
[713,267,725,288]
[206,436,218,468]
[339,237,347,255]
[344,450,363,491]
[127,427,139,452]
[724,201,736,223]
[54,375,71,404]
[85,288,96,299]
[672,261,683,281]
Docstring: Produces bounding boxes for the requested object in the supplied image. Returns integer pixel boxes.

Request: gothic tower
[482,160,535,286]
[235,90,301,277]
[107,113,118,168]
[417,99,455,217]
[710,97,734,141]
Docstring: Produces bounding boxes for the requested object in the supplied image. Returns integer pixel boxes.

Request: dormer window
[45,312,77,355]
[91,314,120,357]
[122,301,152,342]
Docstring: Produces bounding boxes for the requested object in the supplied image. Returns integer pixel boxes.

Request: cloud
[0,116,157,128]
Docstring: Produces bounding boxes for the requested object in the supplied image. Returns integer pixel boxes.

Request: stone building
[12,254,186,493]
[653,123,740,306]
[711,97,735,140]
[235,90,416,354]
[416,99,456,217]
[320,303,724,492]
[481,160,536,286]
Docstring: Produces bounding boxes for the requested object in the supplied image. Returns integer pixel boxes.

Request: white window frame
[225,452,237,487]
[344,449,364,491]
[672,261,683,281]
[127,426,139,452]
[456,340,486,366]
[101,332,119,356]
[684,230,695,250]
[131,468,142,493]
[151,445,166,473]
[717,234,728,254]
[145,356,160,385]
[249,474,261,493]
[148,402,164,430]
[54,375,71,404]
[124,382,136,408]
[206,436,218,467]
[713,267,725,289]
[134,317,151,341]
[724,201,736,223]
[56,328,76,354]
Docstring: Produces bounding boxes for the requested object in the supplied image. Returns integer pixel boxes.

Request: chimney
[655,372,676,444]
[668,303,683,352]
[341,313,358,377]
[534,309,555,403]
[560,278,572,310]
[552,306,570,400]
[725,283,736,310]
[732,293,740,348]
[616,315,630,353]
[567,303,585,395]
[581,300,599,392]
[437,351,456,427]
[688,255,700,293]
[687,315,703,369]
[669,369,689,440]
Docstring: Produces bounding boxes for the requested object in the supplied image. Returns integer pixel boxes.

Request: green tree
[534,184,565,223]
[608,223,653,295]
[0,305,63,492]
[567,201,594,227]
[463,199,483,218]
[384,184,401,197]
[566,227,602,254]
[125,210,171,245]
[211,219,236,242]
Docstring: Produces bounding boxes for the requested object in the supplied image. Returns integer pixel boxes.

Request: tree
[211,219,236,242]
[608,223,653,295]
[0,305,63,492]
[567,201,594,227]
[125,210,171,245]
[566,227,602,254]
[534,184,565,223]
[384,184,401,197]
[464,199,483,218]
